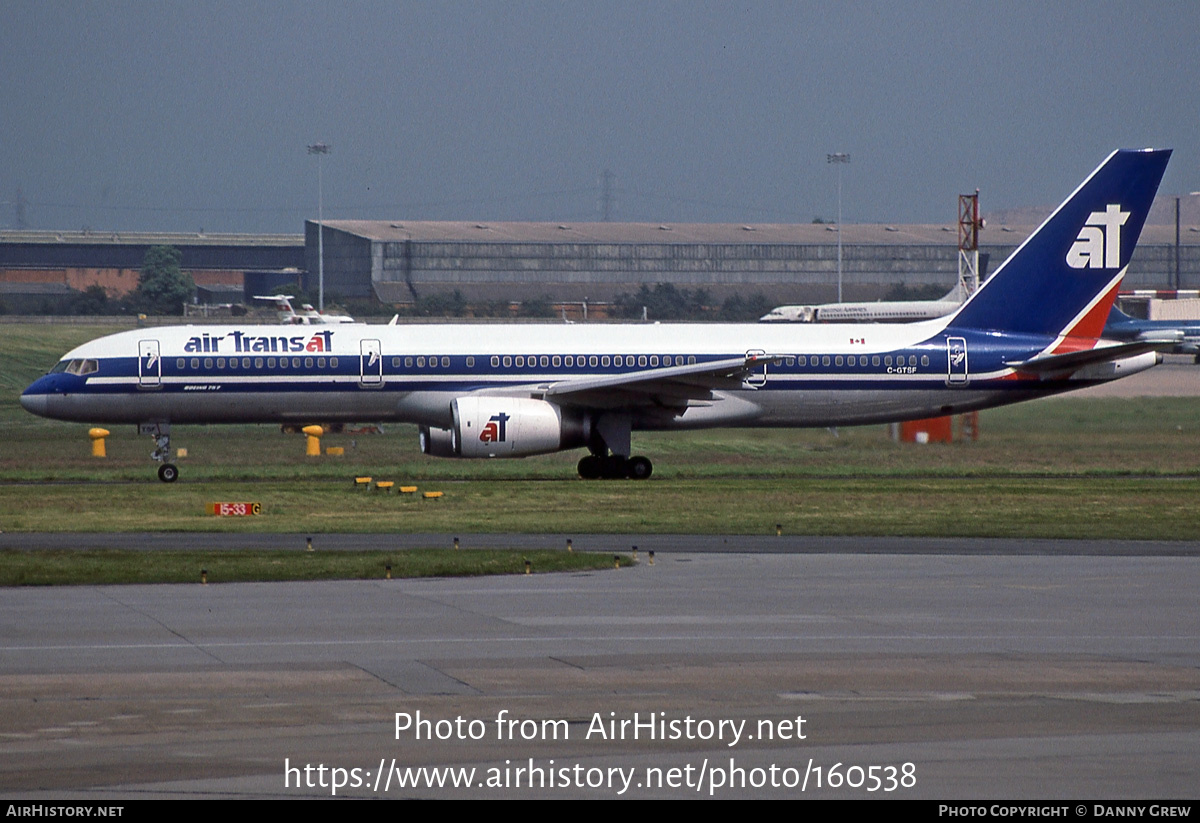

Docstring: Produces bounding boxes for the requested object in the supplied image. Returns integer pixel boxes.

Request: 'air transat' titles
[183,330,334,354]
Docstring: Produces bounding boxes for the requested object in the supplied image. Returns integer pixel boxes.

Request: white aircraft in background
[760,281,969,323]
[23,149,1171,482]
[253,294,355,325]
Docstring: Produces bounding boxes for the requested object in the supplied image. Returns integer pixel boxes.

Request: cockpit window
[61,359,99,376]
[52,359,99,376]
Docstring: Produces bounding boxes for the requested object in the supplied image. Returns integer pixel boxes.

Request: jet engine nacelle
[419,397,586,458]
[418,424,458,457]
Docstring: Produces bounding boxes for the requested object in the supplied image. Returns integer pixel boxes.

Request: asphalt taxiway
[1,541,1197,799]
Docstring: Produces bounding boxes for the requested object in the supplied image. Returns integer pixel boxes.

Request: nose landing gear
[141,422,178,483]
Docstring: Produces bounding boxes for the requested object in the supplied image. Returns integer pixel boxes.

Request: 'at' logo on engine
[1066,204,1129,269]
[480,412,510,443]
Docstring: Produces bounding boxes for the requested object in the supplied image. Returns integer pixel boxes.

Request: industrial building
[0,230,303,312]
[305,219,1200,306]
[3,215,1198,314]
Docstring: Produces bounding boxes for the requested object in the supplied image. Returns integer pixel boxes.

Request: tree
[136,246,193,315]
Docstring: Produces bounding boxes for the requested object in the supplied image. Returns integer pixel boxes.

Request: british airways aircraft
[21,149,1171,482]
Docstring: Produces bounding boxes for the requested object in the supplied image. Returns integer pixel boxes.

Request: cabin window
[515,356,524,367]
[242,358,251,369]
[442,356,450,367]
[601,356,611,367]
[589,356,598,367]
[417,356,425,367]
[204,358,213,369]
[822,355,831,367]
[467,356,475,368]
[650,355,659,367]
[255,358,264,369]
[331,357,338,368]
[267,358,276,368]
[638,355,647,367]
[564,355,573,367]
[797,356,806,367]
[217,358,226,369]
[176,358,185,369]
[392,357,400,368]
[539,355,548,367]
[552,355,560,367]
[317,358,326,368]
[835,356,843,366]
[908,355,917,366]
[921,355,929,367]
[614,355,623,367]
[688,356,696,365]
[785,356,795,367]
[191,358,200,369]
[490,356,499,367]
[885,355,893,366]
[304,357,313,368]
[872,355,880,367]
[847,355,856,366]
[503,356,512,367]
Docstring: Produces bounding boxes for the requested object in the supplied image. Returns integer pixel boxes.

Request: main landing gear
[577,412,651,479]
[577,453,653,480]
[143,422,178,483]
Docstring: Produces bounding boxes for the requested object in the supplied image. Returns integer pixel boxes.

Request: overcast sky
[2,1,1197,234]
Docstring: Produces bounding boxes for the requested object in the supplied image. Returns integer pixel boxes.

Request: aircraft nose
[19,390,47,416]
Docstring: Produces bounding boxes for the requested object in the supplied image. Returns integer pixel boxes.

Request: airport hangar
[305,218,1200,308]
[3,218,1199,311]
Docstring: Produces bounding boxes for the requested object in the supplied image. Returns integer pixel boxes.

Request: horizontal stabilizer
[1010,340,1165,373]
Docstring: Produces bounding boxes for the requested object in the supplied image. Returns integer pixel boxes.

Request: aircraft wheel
[157,463,179,483]
[627,456,653,480]
[577,455,602,479]
[602,456,627,479]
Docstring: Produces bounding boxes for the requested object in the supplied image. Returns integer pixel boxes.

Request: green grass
[0,548,629,586]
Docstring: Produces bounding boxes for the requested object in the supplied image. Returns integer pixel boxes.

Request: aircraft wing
[1009,340,1166,374]
[539,354,782,410]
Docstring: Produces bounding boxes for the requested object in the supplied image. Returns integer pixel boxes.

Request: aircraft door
[359,339,383,386]
[745,349,767,387]
[946,337,969,385]
[138,340,161,389]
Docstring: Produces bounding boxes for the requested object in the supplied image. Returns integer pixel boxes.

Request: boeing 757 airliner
[21,149,1172,482]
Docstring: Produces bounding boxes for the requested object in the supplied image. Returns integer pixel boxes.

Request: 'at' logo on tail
[1066,204,1130,269]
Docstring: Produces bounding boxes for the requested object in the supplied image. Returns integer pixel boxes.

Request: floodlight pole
[827,153,850,301]
[307,142,331,311]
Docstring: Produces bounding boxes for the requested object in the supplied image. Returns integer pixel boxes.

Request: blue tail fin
[948,149,1170,339]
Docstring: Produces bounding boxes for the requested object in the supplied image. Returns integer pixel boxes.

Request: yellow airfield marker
[302,425,324,457]
[88,428,110,458]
